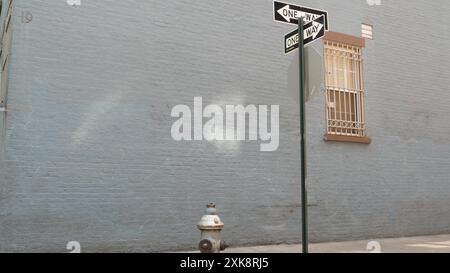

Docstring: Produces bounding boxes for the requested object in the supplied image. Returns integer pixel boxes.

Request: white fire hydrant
[197,203,228,253]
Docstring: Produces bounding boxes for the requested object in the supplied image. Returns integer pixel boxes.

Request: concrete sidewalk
[221,234,450,253]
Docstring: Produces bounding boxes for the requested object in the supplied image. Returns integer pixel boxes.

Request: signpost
[298,17,308,254]
[274,1,329,254]
[285,15,325,54]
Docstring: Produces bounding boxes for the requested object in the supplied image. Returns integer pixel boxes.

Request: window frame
[322,31,371,144]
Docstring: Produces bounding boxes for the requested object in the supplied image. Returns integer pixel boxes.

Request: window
[362,24,373,40]
[323,32,370,144]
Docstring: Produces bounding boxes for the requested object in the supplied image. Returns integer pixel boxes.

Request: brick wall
[0,0,449,252]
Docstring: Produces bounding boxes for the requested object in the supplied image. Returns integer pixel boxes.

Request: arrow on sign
[304,16,325,40]
[274,1,329,30]
[284,15,326,54]
[276,5,294,22]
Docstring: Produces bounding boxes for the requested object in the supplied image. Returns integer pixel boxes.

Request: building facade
[0,0,450,252]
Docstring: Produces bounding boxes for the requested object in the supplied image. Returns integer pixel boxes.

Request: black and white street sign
[284,15,325,54]
[274,1,329,30]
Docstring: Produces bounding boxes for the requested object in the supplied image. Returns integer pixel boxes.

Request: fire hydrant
[197,203,228,253]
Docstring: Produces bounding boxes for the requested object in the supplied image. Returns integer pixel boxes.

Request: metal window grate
[324,41,366,137]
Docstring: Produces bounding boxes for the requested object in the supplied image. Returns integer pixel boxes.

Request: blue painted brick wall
[0,0,449,252]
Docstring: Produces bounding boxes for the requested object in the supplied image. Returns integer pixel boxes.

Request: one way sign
[284,15,325,54]
[274,1,329,30]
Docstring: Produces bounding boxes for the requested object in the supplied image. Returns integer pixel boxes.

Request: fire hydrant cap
[197,203,224,230]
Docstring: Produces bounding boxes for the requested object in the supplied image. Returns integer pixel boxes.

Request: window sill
[324,134,372,144]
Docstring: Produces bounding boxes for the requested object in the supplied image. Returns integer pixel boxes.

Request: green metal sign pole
[298,17,308,254]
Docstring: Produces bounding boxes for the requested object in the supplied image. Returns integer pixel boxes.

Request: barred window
[324,40,366,139]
